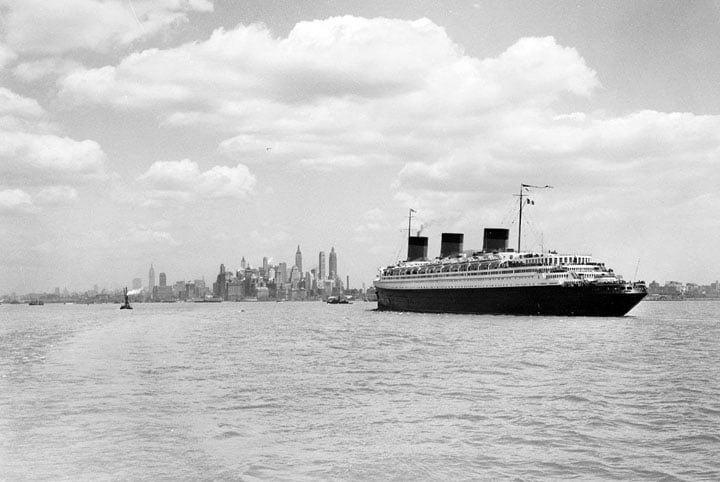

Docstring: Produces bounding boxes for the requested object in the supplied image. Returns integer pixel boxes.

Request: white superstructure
[375,250,643,293]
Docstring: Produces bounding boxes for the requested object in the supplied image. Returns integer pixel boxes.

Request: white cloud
[1,0,213,54]
[138,159,256,202]
[50,15,720,259]
[36,186,79,205]
[0,87,47,118]
[59,17,456,107]
[13,58,83,82]
[0,188,34,212]
[120,226,178,246]
[0,131,107,182]
[196,163,256,197]
[137,158,199,191]
[57,18,602,172]
[481,36,599,101]
[0,86,107,187]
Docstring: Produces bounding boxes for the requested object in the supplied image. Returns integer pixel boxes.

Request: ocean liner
[374,187,647,316]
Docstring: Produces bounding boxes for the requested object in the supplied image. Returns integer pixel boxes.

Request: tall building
[215,264,230,299]
[329,247,337,280]
[295,245,302,273]
[159,272,167,287]
[318,251,326,281]
[194,278,206,296]
[148,264,155,298]
[289,265,301,288]
[241,257,247,270]
[277,262,287,284]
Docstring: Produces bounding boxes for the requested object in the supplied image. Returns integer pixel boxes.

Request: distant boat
[327,296,351,304]
[29,298,44,306]
[120,287,132,310]
[193,296,223,303]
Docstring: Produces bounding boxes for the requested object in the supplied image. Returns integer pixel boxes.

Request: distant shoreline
[644,295,720,301]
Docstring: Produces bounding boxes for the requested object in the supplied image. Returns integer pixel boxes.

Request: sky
[1,0,720,294]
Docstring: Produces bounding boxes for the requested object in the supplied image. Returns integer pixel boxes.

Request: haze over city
[2,0,720,294]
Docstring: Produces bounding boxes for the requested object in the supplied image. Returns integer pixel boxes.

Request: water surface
[1,301,718,480]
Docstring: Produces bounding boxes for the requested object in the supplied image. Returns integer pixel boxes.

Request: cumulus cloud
[56,17,604,173]
[59,17,456,107]
[0,186,78,214]
[0,188,34,213]
[138,159,256,202]
[13,58,83,82]
[0,0,213,54]
[480,36,599,102]
[0,131,107,183]
[53,15,720,220]
[56,18,598,117]
[0,87,47,118]
[0,85,108,186]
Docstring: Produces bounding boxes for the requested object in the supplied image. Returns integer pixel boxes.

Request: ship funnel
[407,236,428,261]
[440,233,464,258]
[483,228,509,252]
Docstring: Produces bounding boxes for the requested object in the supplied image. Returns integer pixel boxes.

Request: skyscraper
[289,265,301,288]
[318,251,326,281]
[148,264,155,295]
[329,247,337,280]
[159,272,167,287]
[295,245,302,273]
[277,262,287,284]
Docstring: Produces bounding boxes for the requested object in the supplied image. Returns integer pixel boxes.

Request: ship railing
[380,265,562,281]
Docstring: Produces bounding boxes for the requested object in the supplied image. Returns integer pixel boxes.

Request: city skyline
[139,243,347,296]
[2,1,720,293]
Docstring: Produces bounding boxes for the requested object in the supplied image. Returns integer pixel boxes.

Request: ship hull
[375,284,646,316]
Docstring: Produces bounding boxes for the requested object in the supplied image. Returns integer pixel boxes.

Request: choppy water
[1,300,718,481]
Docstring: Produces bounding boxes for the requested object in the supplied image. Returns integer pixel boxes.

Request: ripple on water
[1,301,719,480]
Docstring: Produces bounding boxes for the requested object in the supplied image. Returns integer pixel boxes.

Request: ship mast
[407,208,416,259]
[408,208,415,240]
[517,183,552,252]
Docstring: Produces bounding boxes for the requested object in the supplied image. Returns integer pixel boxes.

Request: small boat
[193,296,223,303]
[327,296,351,304]
[120,287,132,310]
[29,298,44,306]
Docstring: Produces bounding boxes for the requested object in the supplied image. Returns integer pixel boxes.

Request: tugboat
[120,287,133,310]
[374,185,647,316]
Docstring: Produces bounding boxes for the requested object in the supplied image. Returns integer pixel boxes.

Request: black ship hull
[375,284,646,316]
